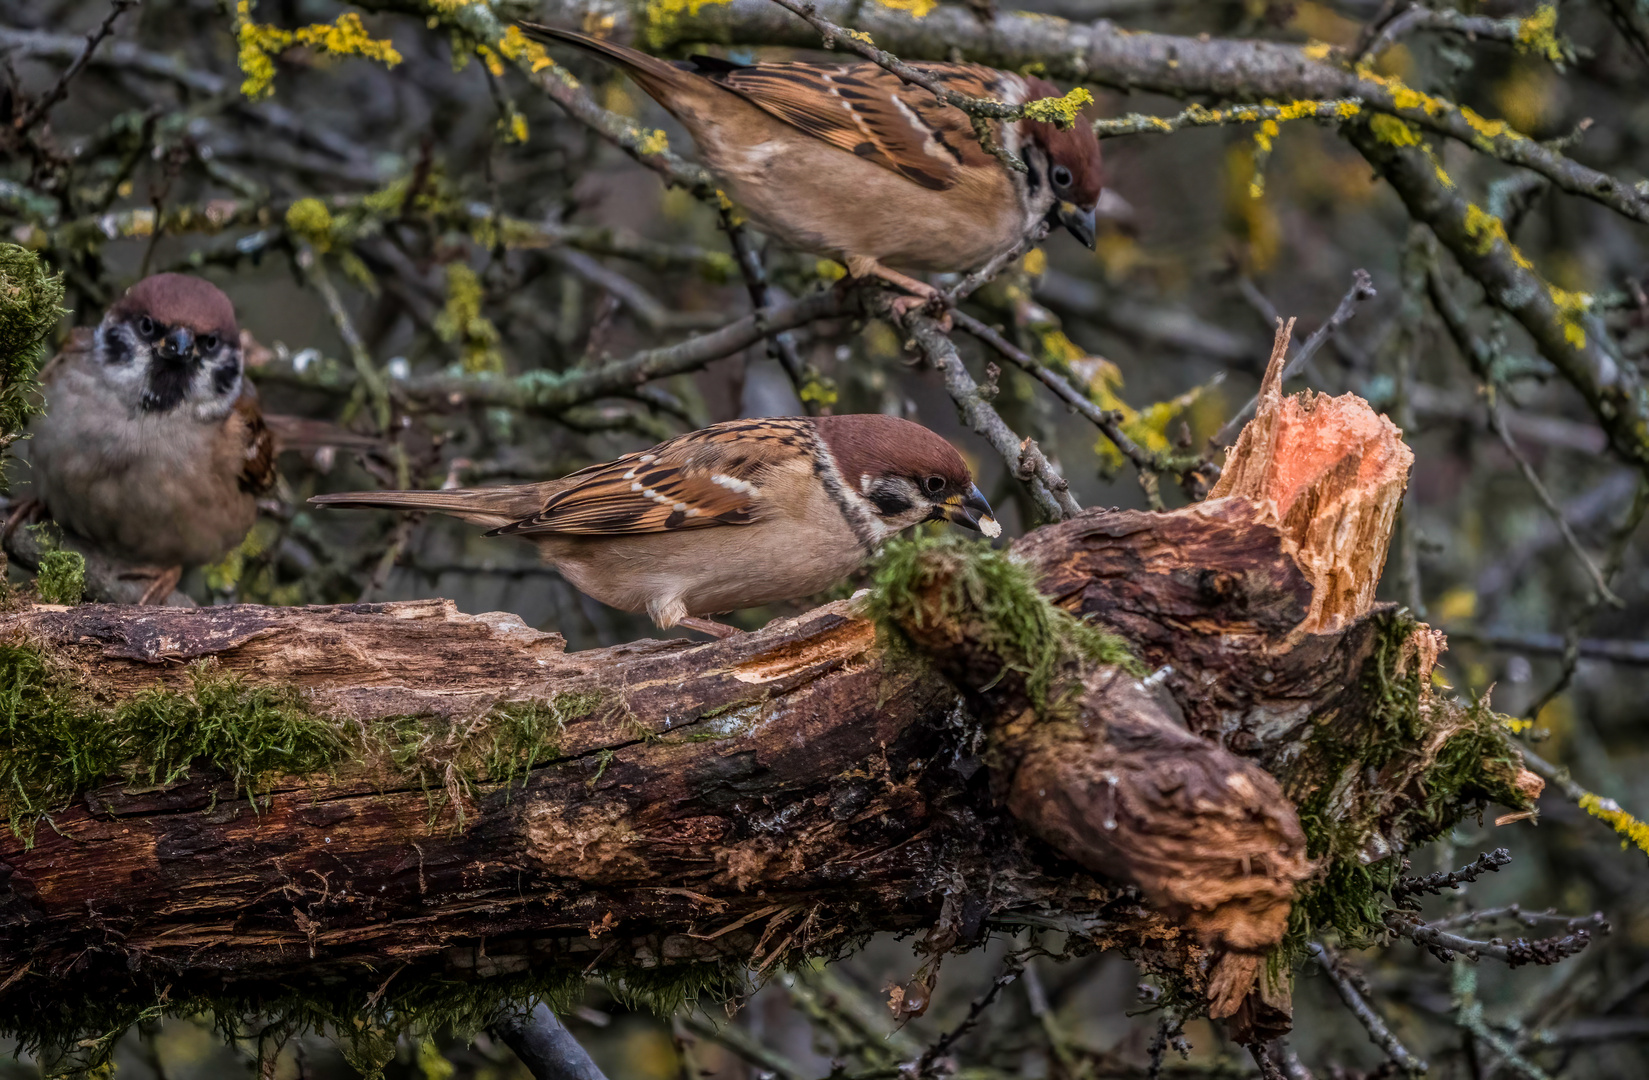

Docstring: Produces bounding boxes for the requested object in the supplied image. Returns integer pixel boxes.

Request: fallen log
[0,326,1538,1066]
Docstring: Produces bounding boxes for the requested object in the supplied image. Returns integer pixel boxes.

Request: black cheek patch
[869,489,913,517]
[210,355,241,396]
[103,334,133,366]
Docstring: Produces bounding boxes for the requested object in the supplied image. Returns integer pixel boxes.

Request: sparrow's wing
[35,327,96,384]
[231,385,278,495]
[706,62,1004,191]
[492,418,816,536]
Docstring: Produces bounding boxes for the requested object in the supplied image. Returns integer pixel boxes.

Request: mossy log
[0,338,1538,1054]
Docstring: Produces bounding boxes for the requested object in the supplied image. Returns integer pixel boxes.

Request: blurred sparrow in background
[521,25,1104,314]
[312,414,999,636]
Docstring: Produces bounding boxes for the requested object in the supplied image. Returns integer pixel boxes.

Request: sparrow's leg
[1,497,44,542]
[137,565,183,606]
[678,616,741,640]
[845,256,952,330]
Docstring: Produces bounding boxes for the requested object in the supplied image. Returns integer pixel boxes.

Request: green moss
[33,549,85,605]
[0,644,750,1075]
[0,645,345,842]
[1278,612,1538,962]
[0,244,67,481]
[864,531,1141,709]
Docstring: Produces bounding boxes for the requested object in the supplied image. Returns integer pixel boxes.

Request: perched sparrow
[521,25,1103,310]
[18,274,275,603]
[312,414,1000,635]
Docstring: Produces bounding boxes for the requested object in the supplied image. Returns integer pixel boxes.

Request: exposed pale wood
[1208,319,1415,633]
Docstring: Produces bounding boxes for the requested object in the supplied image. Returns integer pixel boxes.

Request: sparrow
[311,414,1000,636]
[520,25,1104,313]
[15,273,276,604]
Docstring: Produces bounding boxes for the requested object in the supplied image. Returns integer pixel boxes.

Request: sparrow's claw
[678,616,741,639]
[136,565,183,606]
[0,497,44,544]
[888,293,952,332]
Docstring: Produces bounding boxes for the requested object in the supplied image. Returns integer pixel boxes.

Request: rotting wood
[0,344,1539,1046]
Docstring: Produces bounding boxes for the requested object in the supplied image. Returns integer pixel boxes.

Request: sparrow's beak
[1056,200,1098,250]
[943,484,1002,539]
[158,326,195,363]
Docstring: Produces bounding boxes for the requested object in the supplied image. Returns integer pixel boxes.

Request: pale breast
[28,361,257,567]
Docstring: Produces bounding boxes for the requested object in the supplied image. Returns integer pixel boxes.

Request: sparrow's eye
[923,475,946,495]
[199,334,220,352]
[1051,165,1073,189]
[137,316,157,338]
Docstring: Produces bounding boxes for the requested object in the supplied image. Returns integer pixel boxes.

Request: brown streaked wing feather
[492,418,817,536]
[233,387,277,495]
[710,62,1004,190]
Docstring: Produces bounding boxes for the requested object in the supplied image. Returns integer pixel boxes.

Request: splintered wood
[1210,317,1415,633]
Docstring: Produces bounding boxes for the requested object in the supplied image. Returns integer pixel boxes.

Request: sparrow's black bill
[1057,201,1098,250]
[944,484,1002,539]
[159,326,194,361]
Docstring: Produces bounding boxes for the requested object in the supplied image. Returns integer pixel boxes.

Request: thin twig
[1385,910,1600,967]
[1093,98,1362,139]
[1212,270,1376,447]
[895,304,1081,522]
[913,951,1028,1075]
[11,0,139,136]
[1390,848,1512,908]
[1309,943,1430,1076]
[1487,395,1623,608]
[720,210,813,405]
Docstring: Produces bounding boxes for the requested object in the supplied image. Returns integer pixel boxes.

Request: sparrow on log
[521,25,1104,313]
[14,274,275,604]
[311,414,999,636]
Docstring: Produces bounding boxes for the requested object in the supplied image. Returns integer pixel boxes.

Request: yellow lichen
[816,259,847,281]
[503,112,529,143]
[499,24,556,74]
[1020,87,1095,128]
[1516,4,1565,64]
[875,0,938,16]
[477,45,505,78]
[434,263,504,374]
[1021,248,1047,276]
[1302,40,1334,61]
[846,29,874,44]
[1254,118,1280,154]
[1550,285,1592,349]
[644,0,734,50]
[284,197,334,251]
[234,1,401,100]
[1369,112,1420,147]
[1579,792,1649,858]
[636,128,671,156]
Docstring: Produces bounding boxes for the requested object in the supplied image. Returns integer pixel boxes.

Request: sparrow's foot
[678,616,741,640]
[136,565,183,606]
[1,497,44,543]
[847,257,953,331]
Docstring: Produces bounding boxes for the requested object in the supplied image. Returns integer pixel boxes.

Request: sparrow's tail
[310,487,542,531]
[515,23,705,106]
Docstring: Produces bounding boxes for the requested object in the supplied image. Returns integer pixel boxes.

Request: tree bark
[0,343,1538,1040]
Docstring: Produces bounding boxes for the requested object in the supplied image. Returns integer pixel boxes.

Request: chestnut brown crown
[109,273,239,338]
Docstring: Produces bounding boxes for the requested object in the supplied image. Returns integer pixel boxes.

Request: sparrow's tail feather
[516,23,697,101]
[310,488,542,531]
